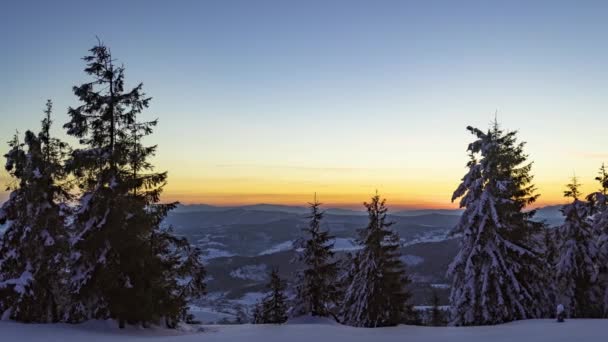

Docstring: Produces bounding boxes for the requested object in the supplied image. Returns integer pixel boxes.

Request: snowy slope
[1,319,606,342]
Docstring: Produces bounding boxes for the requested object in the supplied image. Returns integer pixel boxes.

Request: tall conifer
[341,193,412,327]
[0,101,70,322]
[254,268,288,324]
[556,177,602,318]
[587,164,608,317]
[64,42,205,327]
[449,122,550,325]
[292,195,340,318]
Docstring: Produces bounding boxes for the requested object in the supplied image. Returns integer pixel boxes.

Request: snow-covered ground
[332,237,362,251]
[1,319,606,342]
[260,238,364,255]
[257,233,450,256]
[401,230,449,247]
[188,305,234,324]
[230,264,268,281]
[202,248,235,260]
[233,291,267,306]
[400,254,424,266]
[259,240,293,255]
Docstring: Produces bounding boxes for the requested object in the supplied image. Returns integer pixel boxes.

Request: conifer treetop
[564,176,582,200]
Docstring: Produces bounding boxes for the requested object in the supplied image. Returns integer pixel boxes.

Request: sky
[1,0,608,209]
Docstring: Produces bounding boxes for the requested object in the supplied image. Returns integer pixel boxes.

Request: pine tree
[341,192,412,327]
[292,195,340,318]
[0,101,70,322]
[255,268,288,324]
[556,177,602,318]
[252,301,263,324]
[448,121,550,326]
[64,42,205,327]
[430,289,445,326]
[587,164,608,317]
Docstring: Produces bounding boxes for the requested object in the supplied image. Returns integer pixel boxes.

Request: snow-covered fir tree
[555,177,602,318]
[587,164,608,317]
[64,42,205,327]
[341,193,413,327]
[292,195,340,319]
[254,268,288,324]
[0,101,71,322]
[448,122,551,326]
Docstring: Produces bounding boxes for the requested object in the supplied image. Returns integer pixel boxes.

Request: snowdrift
[1,319,607,342]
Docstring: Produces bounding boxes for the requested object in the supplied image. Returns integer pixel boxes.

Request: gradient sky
[2,0,608,209]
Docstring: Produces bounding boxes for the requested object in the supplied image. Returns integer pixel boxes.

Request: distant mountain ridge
[173,203,363,215]
[172,203,564,224]
[173,203,465,216]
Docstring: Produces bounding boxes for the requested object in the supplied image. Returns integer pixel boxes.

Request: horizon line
[169,201,562,211]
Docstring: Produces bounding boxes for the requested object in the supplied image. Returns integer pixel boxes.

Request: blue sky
[2,0,608,207]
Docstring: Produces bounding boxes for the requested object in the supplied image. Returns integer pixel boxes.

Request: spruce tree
[64,42,205,327]
[252,301,263,324]
[448,122,550,326]
[255,268,288,324]
[556,177,602,318]
[341,193,412,327]
[429,289,445,326]
[0,101,70,322]
[292,195,340,318]
[587,164,608,317]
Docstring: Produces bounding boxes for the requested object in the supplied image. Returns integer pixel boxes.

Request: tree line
[1,43,607,328]
[448,122,608,325]
[255,121,608,327]
[252,192,415,327]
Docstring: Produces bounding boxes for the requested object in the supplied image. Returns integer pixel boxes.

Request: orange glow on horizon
[157,179,594,210]
[0,178,598,210]
[1,162,602,210]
